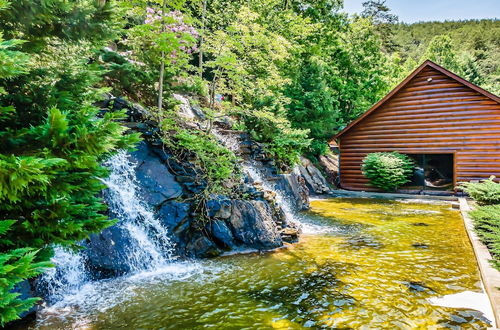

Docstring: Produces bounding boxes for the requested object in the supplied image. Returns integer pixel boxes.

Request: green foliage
[362,152,414,191]
[158,105,239,194]
[98,49,157,104]
[0,220,52,326]
[459,176,500,205]
[0,1,140,324]
[0,0,120,51]
[175,130,239,192]
[469,205,500,270]
[391,19,500,94]
[203,5,295,109]
[240,109,311,169]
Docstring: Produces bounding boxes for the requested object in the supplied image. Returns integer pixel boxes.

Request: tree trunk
[158,0,168,112]
[199,0,207,78]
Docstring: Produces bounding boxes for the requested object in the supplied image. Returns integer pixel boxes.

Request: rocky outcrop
[84,225,135,276]
[228,200,283,249]
[130,143,183,206]
[297,157,332,195]
[80,94,332,274]
[318,154,339,187]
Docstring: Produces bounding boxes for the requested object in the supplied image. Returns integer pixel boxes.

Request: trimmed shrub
[459,176,500,205]
[469,205,500,270]
[361,152,414,191]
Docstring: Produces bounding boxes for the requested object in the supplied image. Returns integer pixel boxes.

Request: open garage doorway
[405,154,455,191]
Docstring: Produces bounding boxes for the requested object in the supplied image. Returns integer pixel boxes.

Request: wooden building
[333,60,500,192]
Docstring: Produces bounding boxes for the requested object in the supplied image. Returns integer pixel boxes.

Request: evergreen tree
[0,0,139,324]
[361,0,399,52]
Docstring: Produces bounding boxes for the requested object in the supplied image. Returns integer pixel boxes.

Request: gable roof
[333,59,500,140]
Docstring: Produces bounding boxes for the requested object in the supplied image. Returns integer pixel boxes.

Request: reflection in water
[33,198,491,329]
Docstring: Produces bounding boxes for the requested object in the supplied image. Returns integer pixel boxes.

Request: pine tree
[0,0,140,324]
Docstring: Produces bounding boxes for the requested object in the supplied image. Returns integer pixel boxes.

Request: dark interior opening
[405,154,454,191]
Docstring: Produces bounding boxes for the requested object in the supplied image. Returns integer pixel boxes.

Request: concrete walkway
[459,198,500,328]
[328,189,458,201]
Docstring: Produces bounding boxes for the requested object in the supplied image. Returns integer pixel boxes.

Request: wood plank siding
[334,60,500,192]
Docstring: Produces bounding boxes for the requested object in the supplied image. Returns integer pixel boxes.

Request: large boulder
[318,154,339,187]
[185,234,221,258]
[297,157,331,195]
[84,225,135,276]
[210,220,236,249]
[129,142,183,207]
[157,202,191,239]
[273,172,310,211]
[228,200,283,249]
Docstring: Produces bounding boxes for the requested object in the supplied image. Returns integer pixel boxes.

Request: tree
[420,35,459,71]
[361,0,399,52]
[0,0,139,324]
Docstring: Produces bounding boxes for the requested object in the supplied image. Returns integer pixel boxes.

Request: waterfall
[39,150,178,304]
[39,247,88,304]
[101,150,176,271]
[245,162,334,234]
[211,127,317,232]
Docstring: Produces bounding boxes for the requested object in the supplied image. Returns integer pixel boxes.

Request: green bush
[361,152,414,191]
[158,105,239,196]
[469,205,500,270]
[239,109,311,170]
[459,176,500,205]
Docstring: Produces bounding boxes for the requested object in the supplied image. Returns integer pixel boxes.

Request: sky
[342,0,500,23]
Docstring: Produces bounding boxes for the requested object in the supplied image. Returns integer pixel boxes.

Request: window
[405,154,454,191]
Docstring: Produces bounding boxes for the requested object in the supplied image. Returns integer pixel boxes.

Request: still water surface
[34,198,490,329]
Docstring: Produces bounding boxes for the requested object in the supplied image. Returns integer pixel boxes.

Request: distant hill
[391,19,500,94]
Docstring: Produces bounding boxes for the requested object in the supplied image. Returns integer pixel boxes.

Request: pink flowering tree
[128,6,199,110]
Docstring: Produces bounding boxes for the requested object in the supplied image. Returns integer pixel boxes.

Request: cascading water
[244,163,331,234]
[38,247,88,304]
[39,150,181,305]
[101,150,176,271]
[211,127,327,234]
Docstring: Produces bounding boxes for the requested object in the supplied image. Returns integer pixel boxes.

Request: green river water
[33,197,491,329]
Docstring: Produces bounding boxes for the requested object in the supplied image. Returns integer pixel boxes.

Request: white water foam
[39,247,88,303]
[38,150,194,310]
[101,150,177,270]
[429,291,494,326]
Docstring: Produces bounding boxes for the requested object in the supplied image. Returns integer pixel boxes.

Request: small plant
[469,205,500,270]
[459,176,500,205]
[361,152,414,191]
[239,109,311,170]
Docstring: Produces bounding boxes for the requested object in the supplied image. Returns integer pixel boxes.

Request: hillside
[391,19,500,94]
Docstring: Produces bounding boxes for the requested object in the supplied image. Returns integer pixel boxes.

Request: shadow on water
[247,259,356,329]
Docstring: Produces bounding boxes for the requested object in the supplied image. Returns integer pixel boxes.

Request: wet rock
[281,227,299,243]
[130,142,182,207]
[157,202,191,235]
[228,200,283,249]
[273,172,309,211]
[412,243,429,249]
[345,235,383,249]
[207,197,232,219]
[210,220,236,249]
[84,225,134,275]
[403,281,434,293]
[186,234,221,258]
